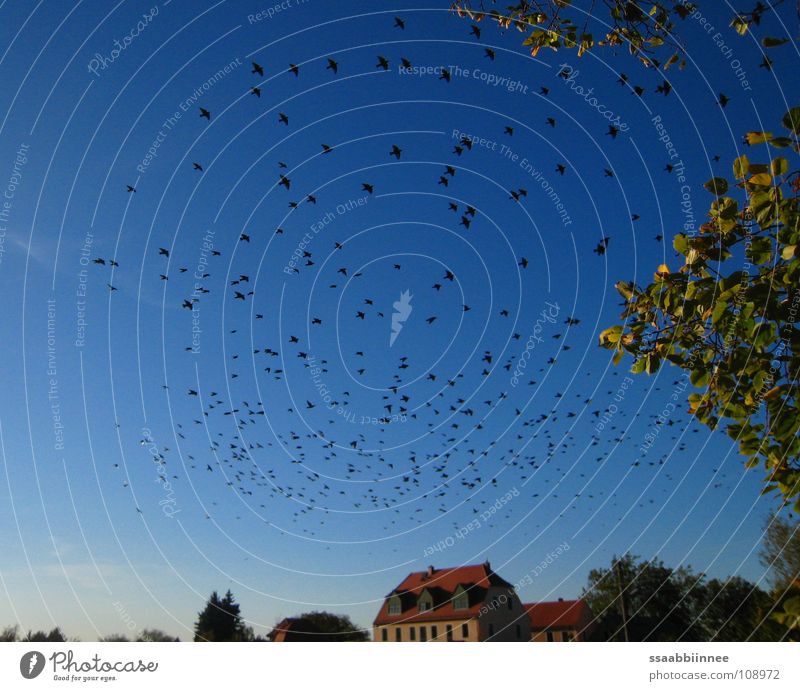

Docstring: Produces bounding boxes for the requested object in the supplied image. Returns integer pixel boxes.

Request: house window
[381,628,388,642]
[453,594,468,610]
[546,630,554,642]
[461,623,469,638]
[446,624,453,641]
[420,626,427,642]
[431,625,438,639]
[410,627,416,641]
[419,600,431,612]
[388,599,401,616]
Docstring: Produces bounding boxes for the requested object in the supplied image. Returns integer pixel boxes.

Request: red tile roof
[524,599,592,630]
[374,562,513,625]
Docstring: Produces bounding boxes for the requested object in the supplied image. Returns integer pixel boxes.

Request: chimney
[426,565,435,578]
[558,597,564,602]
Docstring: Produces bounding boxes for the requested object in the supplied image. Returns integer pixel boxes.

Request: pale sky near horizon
[0,0,796,640]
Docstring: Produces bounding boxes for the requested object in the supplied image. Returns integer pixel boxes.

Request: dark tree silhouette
[24,627,66,642]
[194,590,250,642]
[295,611,369,641]
[584,554,785,641]
[138,628,180,642]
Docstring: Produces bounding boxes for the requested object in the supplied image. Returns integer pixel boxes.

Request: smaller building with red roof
[524,599,595,641]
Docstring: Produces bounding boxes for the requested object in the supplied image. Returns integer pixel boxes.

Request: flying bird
[593,237,611,255]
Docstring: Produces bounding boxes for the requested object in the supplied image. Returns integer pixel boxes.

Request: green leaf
[745,131,773,145]
[711,300,727,324]
[769,137,793,149]
[731,16,749,35]
[771,157,789,176]
[690,368,709,387]
[644,353,660,375]
[712,197,738,221]
[599,325,623,346]
[703,177,728,195]
[733,155,749,179]
[782,107,800,134]
[749,172,773,186]
[664,52,679,70]
[615,282,634,300]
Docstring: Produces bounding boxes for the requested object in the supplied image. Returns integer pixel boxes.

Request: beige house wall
[373,618,477,642]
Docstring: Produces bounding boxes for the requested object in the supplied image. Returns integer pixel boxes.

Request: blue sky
[0,1,796,640]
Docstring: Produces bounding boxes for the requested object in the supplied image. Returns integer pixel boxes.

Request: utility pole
[614,559,630,642]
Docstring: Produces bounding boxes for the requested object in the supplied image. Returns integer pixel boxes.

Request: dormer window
[417,590,433,612]
[453,585,469,610]
[388,596,401,616]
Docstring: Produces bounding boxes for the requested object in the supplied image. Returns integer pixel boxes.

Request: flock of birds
[92,14,747,548]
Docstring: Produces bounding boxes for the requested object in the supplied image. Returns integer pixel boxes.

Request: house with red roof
[373,562,531,642]
[524,599,595,641]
